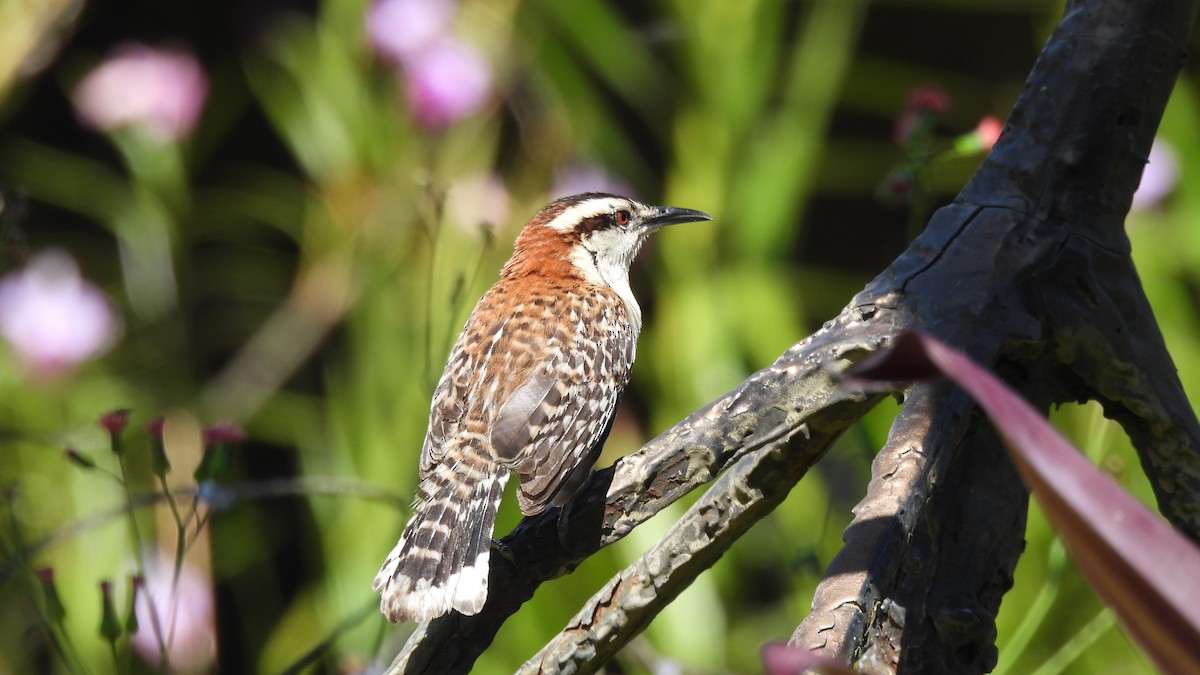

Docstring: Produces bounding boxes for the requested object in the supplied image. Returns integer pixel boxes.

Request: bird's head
[504,192,711,288]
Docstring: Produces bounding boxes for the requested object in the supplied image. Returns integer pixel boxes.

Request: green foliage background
[0,0,1195,672]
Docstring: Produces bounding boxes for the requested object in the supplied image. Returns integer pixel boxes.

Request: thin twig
[0,476,404,583]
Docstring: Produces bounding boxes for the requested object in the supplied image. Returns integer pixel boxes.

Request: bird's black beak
[643,205,712,229]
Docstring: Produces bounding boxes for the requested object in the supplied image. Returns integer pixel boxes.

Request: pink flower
[402,38,493,127]
[74,44,208,142]
[974,115,1003,151]
[146,416,167,437]
[952,114,1005,155]
[893,85,951,147]
[905,84,951,114]
[99,409,132,434]
[1131,138,1180,210]
[0,250,119,379]
[366,0,457,62]
[131,550,216,673]
[202,422,246,445]
[551,163,636,200]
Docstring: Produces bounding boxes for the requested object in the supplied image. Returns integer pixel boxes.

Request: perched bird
[374,192,711,623]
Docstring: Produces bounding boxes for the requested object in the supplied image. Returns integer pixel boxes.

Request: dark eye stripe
[575,215,610,236]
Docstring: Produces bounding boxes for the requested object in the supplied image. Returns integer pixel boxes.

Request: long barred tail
[373,460,509,623]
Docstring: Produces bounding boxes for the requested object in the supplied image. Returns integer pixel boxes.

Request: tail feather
[432,466,486,611]
[447,466,507,614]
[374,461,508,623]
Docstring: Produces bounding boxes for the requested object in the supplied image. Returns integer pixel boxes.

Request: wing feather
[511,299,635,515]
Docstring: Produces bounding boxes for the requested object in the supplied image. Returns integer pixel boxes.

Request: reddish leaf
[850,331,1200,673]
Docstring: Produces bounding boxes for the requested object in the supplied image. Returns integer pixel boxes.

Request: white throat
[567,230,645,331]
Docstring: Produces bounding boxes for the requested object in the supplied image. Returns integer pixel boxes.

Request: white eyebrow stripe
[544,197,631,232]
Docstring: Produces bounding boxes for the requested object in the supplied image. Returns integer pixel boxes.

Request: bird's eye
[614,210,631,225]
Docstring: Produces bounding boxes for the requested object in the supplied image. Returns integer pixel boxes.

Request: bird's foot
[556,501,575,551]
[490,537,516,566]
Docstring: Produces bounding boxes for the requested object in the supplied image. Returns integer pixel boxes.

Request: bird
[373,192,712,623]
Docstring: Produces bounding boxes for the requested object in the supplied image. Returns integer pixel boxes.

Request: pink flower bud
[0,250,119,380]
[146,416,166,437]
[74,44,208,142]
[65,447,98,470]
[551,163,636,201]
[876,166,917,208]
[366,0,458,62]
[974,115,1003,151]
[99,579,122,642]
[36,567,66,624]
[99,409,131,434]
[202,422,246,445]
[126,575,143,634]
[905,83,951,115]
[402,38,493,128]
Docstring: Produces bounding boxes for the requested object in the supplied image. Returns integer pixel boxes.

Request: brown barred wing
[418,340,471,479]
[508,318,636,516]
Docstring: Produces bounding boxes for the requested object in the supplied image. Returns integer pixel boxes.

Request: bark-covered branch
[388,0,1200,671]
[792,382,991,662]
[518,438,816,674]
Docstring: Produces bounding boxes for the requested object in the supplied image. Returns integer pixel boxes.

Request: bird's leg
[555,468,600,552]
[489,537,515,566]
[555,501,573,551]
